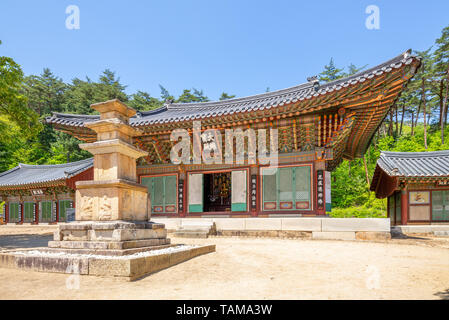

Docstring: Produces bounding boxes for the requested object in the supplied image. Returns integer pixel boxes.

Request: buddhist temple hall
[0,159,93,224]
[45,51,421,219]
[371,151,449,225]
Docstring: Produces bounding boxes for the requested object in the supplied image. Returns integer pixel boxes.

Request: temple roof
[46,50,417,127]
[375,150,449,177]
[0,158,93,189]
[46,50,421,169]
[370,151,449,198]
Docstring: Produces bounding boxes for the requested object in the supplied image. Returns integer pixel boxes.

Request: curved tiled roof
[376,151,449,177]
[46,50,417,127]
[0,158,93,188]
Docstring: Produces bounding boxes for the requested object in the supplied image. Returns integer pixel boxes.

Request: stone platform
[0,244,215,281]
[154,217,392,241]
[0,220,216,280]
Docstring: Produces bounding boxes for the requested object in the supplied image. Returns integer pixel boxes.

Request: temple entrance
[187,170,248,214]
[203,172,232,212]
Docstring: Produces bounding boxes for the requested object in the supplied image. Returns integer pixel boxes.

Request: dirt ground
[0,225,449,300]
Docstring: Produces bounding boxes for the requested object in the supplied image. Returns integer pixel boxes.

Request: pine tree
[219,92,236,100]
[318,58,345,82]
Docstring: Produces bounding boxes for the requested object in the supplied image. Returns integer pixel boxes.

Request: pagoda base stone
[75,179,149,221]
[0,220,215,280]
[0,244,215,281]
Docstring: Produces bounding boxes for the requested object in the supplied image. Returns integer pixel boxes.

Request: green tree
[128,91,162,111]
[63,69,128,115]
[318,58,345,82]
[159,85,174,102]
[219,92,236,100]
[23,68,66,116]
[0,40,41,139]
[176,88,209,103]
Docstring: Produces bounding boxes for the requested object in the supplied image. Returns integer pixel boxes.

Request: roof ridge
[17,158,93,169]
[381,150,449,158]
[165,50,413,109]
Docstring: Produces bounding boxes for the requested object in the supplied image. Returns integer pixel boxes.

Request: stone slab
[42,244,175,256]
[281,218,322,231]
[355,231,391,241]
[321,218,390,232]
[393,225,449,234]
[49,238,170,250]
[0,244,216,281]
[213,218,246,231]
[15,255,89,274]
[150,218,181,231]
[312,231,356,241]
[181,219,214,227]
[244,218,282,231]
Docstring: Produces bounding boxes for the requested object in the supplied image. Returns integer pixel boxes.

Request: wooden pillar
[55,200,59,223]
[5,202,8,224]
[401,187,408,225]
[34,201,39,224]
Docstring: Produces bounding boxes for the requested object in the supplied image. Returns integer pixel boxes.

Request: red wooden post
[4,202,8,224]
[34,201,39,224]
[401,188,408,225]
[55,200,59,222]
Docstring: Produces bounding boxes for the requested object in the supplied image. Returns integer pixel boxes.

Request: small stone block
[355,231,391,241]
[312,231,356,241]
[88,258,131,277]
[169,249,192,265]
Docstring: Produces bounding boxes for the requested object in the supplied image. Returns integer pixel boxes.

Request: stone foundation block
[16,255,89,274]
[169,249,192,265]
[144,254,171,274]
[62,230,89,241]
[355,231,391,241]
[321,218,389,232]
[89,258,130,277]
[245,218,282,231]
[312,231,356,240]
[213,218,246,231]
[281,218,321,231]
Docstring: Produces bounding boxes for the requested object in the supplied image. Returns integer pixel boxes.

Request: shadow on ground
[434,289,449,300]
[0,234,52,250]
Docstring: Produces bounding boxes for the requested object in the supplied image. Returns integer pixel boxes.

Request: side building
[370,151,449,225]
[0,158,93,224]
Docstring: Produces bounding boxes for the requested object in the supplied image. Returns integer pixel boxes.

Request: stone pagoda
[49,99,170,253]
[0,99,215,280]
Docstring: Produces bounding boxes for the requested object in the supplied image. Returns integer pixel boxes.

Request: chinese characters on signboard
[251,175,257,210]
[317,170,324,210]
[178,179,184,212]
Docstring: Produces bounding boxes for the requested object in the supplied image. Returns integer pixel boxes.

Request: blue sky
[0,0,448,100]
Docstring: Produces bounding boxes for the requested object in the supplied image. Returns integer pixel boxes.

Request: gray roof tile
[377,151,449,177]
[0,158,93,188]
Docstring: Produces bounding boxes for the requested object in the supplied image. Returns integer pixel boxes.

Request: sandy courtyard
[0,226,448,300]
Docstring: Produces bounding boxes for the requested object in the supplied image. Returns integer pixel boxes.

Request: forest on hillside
[0,25,448,216]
